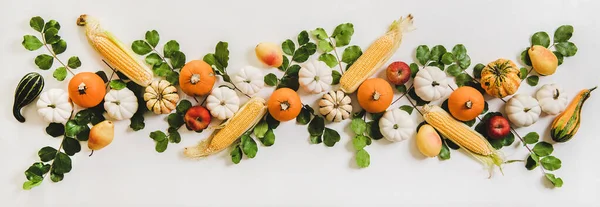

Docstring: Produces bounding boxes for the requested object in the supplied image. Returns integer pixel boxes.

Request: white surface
[1,0,599,206]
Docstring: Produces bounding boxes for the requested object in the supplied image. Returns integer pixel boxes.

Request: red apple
[184,106,211,132]
[386,61,411,85]
[487,115,510,139]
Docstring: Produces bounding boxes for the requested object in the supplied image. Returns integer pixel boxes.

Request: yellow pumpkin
[480,59,521,98]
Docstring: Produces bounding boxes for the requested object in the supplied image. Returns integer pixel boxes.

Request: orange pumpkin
[267,88,302,121]
[179,60,216,96]
[68,72,106,108]
[357,78,393,113]
[448,86,485,121]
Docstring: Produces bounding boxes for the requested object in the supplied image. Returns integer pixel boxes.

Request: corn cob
[339,14,414,93]
[77,14,154,87]
[184,97,267,158]
[422,105,503,172]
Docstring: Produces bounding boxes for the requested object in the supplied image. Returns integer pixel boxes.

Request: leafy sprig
[22,16,81,81]
[131,30,186,86]
[204,41,251,98]
[263,31,317,90]
[148,100,191,152]
[511,131,563,187]
[229,114,277,164]
[310,23,361,84]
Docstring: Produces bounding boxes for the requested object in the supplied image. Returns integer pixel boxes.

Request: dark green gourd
[13,72,44,122]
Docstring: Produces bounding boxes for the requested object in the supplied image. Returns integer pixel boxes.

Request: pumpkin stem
[589,86,598,92]
[465,100,473,109]
[431,81,440,87]
[314,76,320,81]
[112,101,121,105]
[77,82,87,95]
[393,124,398,129]
[372,91,381,101]
[524,108,531,113]
[280,101,291,111]
[190,74,201,84]
[47,104,56,108]
[553,89,560,100]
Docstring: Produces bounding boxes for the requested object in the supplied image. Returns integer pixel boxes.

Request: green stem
[40,32,75,76]
[328,37,345,75]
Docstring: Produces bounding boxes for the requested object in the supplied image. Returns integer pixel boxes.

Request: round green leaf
[430,45,447,63]
[521,48,532,66]
[241,135,258,158]
[311,28,328,40]
[62,137,81,156]
[554,42,577,57]
[545,173,563,187]
[308,116,325,136]
[526,154,539,170]
[167,113,184,128]
[415,45,430,65]
[43,20,60,32]
[446,64,461,77]
[145,30,160,47]
[168,127,181,143]
[67,56,81,69]
[109,80,127,90]
[317,40,333,53]
[30,16,45,32]
[253,121,269,138]
[452,44,467,60]
[356,149,370,168]
[331,70,341,85]
[52,152,72,174]
[131,40,152,55]
[409,63,419,78]
[441,52,455,65]
[553,51,564,66]
[176,100,192,114]
[155,139,168,152]
[260,129,276,146]
[332,23,354,47]
[541,156,561,171]
[44,28,60,44]
[323,128,341,147]
[45,123,64,137]
[35,54,54,70]
[230,145,242,164]
[281,39,295,56]
[523,132,539,144]
[145,53,162,66]
[149,130,167,141]
[50,172,64,182]
[473,63,485,79]
[341,45,362,65]
[51,39,67,55]
[519,67,528,80]
[65,120,85,138]
[22,35,43,51]
[526,75,539,86]
[531,31,550,48]
[53,67,67,81]
[38,146,57,162]
[350,118,367,135]
[353,135,370,150]
[264,73,278,86]
[298,30,309,46]
[170,51,186,69]
[296,106,312,125]
[458,55,471,69]
[318,53,338,68]
[163,40,180,58]
[554,25,573,43]
[532,141,553,156]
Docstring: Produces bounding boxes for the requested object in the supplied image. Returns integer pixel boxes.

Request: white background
[1,0,599,206]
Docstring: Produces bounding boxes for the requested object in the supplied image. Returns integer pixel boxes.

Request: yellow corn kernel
[340,14,414,93]
[77,14,154,87]
[184,97,267,158]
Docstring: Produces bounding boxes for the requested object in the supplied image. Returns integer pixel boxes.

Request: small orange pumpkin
[179,60,216,97]
[267,88,302,121]
[448,86,485,121]
[357,78,393,113]
[68,72,106,108]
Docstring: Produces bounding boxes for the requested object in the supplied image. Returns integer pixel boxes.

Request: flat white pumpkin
[318,90,352,122]
[505,94,541,127]
[379,108,415,142]
[36,89,73,124]
[299,60,332,94]
[104,88,138,120]
[232,66,264,96]
[535,84,568,115]
[414,66,449,101]
[206,87,240,120]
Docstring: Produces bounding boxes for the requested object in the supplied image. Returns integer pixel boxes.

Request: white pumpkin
[318,90,352,122]
[232,66,264,96]
[535,84,568,115]
[414,66,449,101]
[206,87,240,120]
[104,88,138,120]
[299,60,332,94]
[36,89,73,124]
[505,94,541,127]
[379,108,415,142]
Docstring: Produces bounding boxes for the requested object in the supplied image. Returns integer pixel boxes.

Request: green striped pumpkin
[13,72,44,122]
[551,86,596,142]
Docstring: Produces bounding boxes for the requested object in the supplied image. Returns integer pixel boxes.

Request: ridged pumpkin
[267,88,302,122]
[179,60,216,97]
[448,86,484,121]
[550,86,596,142]
[480,59,521,98]
[68,72,106,108]
[357,78,393,113]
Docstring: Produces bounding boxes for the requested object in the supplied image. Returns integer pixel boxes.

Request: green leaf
[292,45,312,63]
[519,67,528,80]
[230,145,242,164]
[532,142,553,156]
[298,30,309,46]
[167,113,184,128]
[554,51,564,66]
[308,116,325,136]
[523,132,539,144]
[482,101,489,114]
[131,40,152,55]
[341,45,362,65]
[545,173,564,187]
[253,121,269,138]
[96,71,109,83]
[554,42,577,57]
[521,48,532,66]
[264,73,278,86]
[318,53,338,68]
[30,16,45,32]
[215,41,230,70]
[366,121,383,140]
[52,152,72,174]
[395,84,407,93]
[350,118,367,135]
[399,105,413,115]
[286,64,301,77]
[130,112,145,131]
[35,54,54,70]
[52,67,67,81]
[23,180,42,190]
[241,135,258,158]
[281,39,295,56]
[311,28,328,40]
[296,106,312,125]
[145,53,162,66]
[152,62,171,77]
[409,63,419,78]
[43,20,60,32]
[277,55,289,71]
[415,45,430,65]
[51,39,67,55]
[446,64,461,77]
[554,25,573,43]
[45,123,64,137]
[22,35,43,51]
[277,76,299,91]
[323,128,341,147]
[331,23,354,47]
[331,70,341,85]
[455,73,473,87]
[441,52,455,65]
[168,127,181,143]
[76,125,90,141]
[65,120,85,138]
[260,129,276,146]
[266,114,280,130]
[170,51,186,69]
[526,154,539,170]
[356,149,370,168]
[44,28,60,44]
[439,140,451,160]
[109,80,126,90]
[66,56,81,69]
[176,100,192,114]
[163,40,180,58]
[531,31,550,48]
[317,40,334,53]
[62,137,81,156]
[38,146,57,162]
[50,172,63,182]
[145,30,160,47]
[353,135,370,150]
[458,55,471,69]
[155,139,168,152]
[430,45,447,62]
[540,156,561,171]
[502,131,515,146]
[150,131,167,141]
[310,134,322,144]
[526,75,539,86]
[452,44,467,60]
